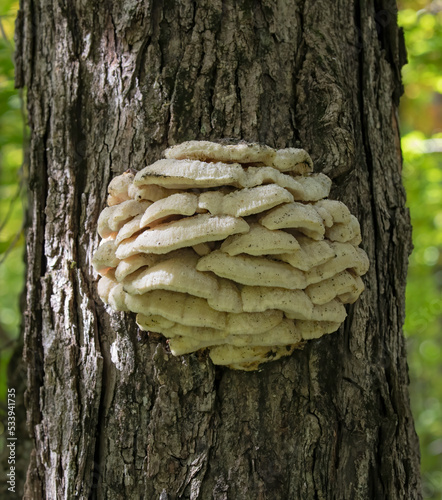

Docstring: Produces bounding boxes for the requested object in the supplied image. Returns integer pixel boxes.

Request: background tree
[3,0,428,498]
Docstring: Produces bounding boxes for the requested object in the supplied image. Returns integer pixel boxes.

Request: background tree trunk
[14,0,421,498]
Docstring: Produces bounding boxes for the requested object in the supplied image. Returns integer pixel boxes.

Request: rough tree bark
[13,0,421,498]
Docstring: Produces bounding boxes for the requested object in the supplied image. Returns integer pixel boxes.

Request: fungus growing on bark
[93,140,369,370]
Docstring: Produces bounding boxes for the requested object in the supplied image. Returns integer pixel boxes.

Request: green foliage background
[0,0,25,411]
[0,1,440,497]
[399,1,442,497]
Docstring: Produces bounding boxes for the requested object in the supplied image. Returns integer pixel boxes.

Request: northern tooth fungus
[93,140,369,370]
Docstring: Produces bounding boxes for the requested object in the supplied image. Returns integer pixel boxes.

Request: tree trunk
[14,0,421,498]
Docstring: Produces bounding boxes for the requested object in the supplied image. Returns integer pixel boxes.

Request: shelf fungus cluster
[93,141,369,370]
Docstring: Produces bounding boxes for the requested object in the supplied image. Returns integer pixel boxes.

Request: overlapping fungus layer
[93,141,369,370]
